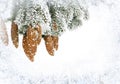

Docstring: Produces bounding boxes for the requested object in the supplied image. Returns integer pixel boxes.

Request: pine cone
[1,32,9,46]
[0,17,8,46]
[35,25,42,45]
[44,35,54,56]
[11,22,19,48]
[52,36,59,51]
[22,26,38,62]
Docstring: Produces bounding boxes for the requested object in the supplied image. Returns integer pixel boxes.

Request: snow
[0,0,120,84]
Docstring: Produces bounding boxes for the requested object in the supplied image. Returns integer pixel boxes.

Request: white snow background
[0,0,120,84]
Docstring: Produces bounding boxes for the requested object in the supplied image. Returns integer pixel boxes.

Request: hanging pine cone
[22,25,40,62]
[52,36,59,51]
[0,17,8,46]
[11,22,19,48]
[44,35,54,56]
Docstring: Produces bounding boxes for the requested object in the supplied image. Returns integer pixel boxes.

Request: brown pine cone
[22,26,38,62]
[44,35,54,56]
[11,22,19,48]
[35,25,42,45]
[23,35,30,60]
[52,36,59,51]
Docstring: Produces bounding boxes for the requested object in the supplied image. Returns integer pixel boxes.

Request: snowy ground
[0,0,120,84]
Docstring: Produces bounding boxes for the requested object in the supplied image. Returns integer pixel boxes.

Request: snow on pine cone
[52,36,59,51]
[35,25,42,45]
[22,25,42,62]
[0,17,8,46]
[11,22,19,48]
[44,35,54,56]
